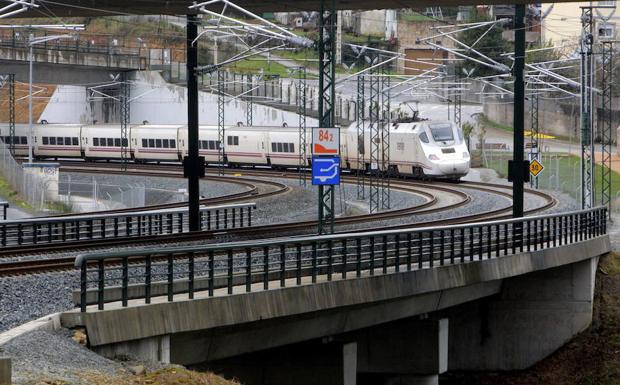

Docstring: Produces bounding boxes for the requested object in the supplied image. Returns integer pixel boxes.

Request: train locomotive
[1,120,470,179]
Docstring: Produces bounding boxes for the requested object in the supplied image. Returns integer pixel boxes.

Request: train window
[163,139,169,148]
[156,139,162,148]
[397,142,405,151]
[57,137,64,145]
[227,136,233,146]
[99,138,105,146]
[142,139,147,147]
[283,143,289,152]
[170,139,176,148]
[42,137,49,145]
[271,143,276,152]
[65,137,71,145]
[419,132,429,144]
[289,143,295,153]
[93,138,99,146]
[277,143,283,152]
[199,140,205,149]
[122,138,128,147]
[115,138,121,147]
[21,136,27,145]
[107,138,114,147]
[428,123,454,142]
[227,136,239,146]
[72,137,79,146]
[234,136,239,145]
[148,139,155,148]
[50,137,56,145]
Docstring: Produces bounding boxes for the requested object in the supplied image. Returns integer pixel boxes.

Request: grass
[0,173,32,212]
[480,152,620,210]
[32,367,241,385]
[399,13,434,22]
[226,59,292,78]
[446,252,620,385]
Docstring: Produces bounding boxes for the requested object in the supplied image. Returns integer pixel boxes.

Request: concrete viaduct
[59,211,611,385]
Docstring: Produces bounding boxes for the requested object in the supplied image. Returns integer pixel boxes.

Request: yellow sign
[529,159,544,177]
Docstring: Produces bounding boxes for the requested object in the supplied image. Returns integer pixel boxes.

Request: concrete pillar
[0,357,11,385]
[343,342,357,385]
[94,335,170,364]
[357,318,448,377]
[449,257,599,370]
[386,375,438,385]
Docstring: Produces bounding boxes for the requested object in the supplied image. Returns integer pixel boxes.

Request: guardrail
[74,207,607,312]
[0,203,255,248]
[0,201,7,221]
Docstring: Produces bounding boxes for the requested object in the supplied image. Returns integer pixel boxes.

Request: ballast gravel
[0,167,583,333]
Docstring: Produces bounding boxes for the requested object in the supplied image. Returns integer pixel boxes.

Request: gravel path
[0,329,123,385]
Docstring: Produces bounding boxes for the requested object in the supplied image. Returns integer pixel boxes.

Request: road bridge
[60,208,610,385]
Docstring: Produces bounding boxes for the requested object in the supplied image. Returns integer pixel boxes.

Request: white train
[1,121,470,179]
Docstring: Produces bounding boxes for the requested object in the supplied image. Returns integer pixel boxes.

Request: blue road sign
[312,156,340,185]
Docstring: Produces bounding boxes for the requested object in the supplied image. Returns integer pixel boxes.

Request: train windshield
[428,123,454,142]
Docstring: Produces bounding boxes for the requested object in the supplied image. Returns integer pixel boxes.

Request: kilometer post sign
[312,127,340,155]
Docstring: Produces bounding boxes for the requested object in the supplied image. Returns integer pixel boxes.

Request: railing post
[342,239,348,278]
[208,250,214,296]
[80,262,87,313]
[189,252,195,299]
[263,246,269,290]
[356,238,362,276]
[280,244,286,287]
[167,254,174,302]
[246,248,252,292]
[122,257,128,307]
[145,255,152,304]
[228,249,234,294]
[97,260,104,310]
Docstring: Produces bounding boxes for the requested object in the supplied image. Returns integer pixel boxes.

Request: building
[541,1,617,47]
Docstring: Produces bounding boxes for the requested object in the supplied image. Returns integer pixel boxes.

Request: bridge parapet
[72,207,607,313]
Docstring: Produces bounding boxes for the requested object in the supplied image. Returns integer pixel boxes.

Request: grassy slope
[446,252,620,385]
[481,152,620,208]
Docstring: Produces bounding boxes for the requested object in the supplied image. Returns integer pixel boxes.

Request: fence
[1,202,255,248]
[57,174,147,212]
[74,207,607,311]
[0,139,48,211]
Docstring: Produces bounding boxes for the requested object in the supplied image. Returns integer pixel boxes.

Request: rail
[1,203,255,247]
[0,201,7,221]
[74,207,607,312]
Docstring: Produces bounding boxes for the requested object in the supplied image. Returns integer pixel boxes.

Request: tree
[457,12,511,77]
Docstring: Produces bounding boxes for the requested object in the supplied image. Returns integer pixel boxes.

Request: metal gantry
[453,71,462,132]
[317,0,337,234]
[120,72,130,171]
[296,67,307,186]
[356,74,366,200]
[368,65,380,213]
[380,59,391,210]
[601,40,613,217]
[529,90,539,189]
[218,70,226,175]
[246,73,253,126]
[580,6,595,209]
[1,74,16,156]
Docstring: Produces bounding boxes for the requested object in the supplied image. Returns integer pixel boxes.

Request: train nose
[438,160,469,175]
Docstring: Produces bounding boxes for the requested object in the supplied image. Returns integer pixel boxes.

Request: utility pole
[580,6,595,209]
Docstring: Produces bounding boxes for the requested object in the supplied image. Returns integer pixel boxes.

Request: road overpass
[60,208,610,385]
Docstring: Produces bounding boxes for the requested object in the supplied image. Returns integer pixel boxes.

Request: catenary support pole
[187,14,202,232]
[512,4,526,218]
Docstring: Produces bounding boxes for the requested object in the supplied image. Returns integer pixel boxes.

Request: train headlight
[428,154,440,161]
[463,152,470,159]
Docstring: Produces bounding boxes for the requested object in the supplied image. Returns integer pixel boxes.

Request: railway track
[0,162,557,276]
